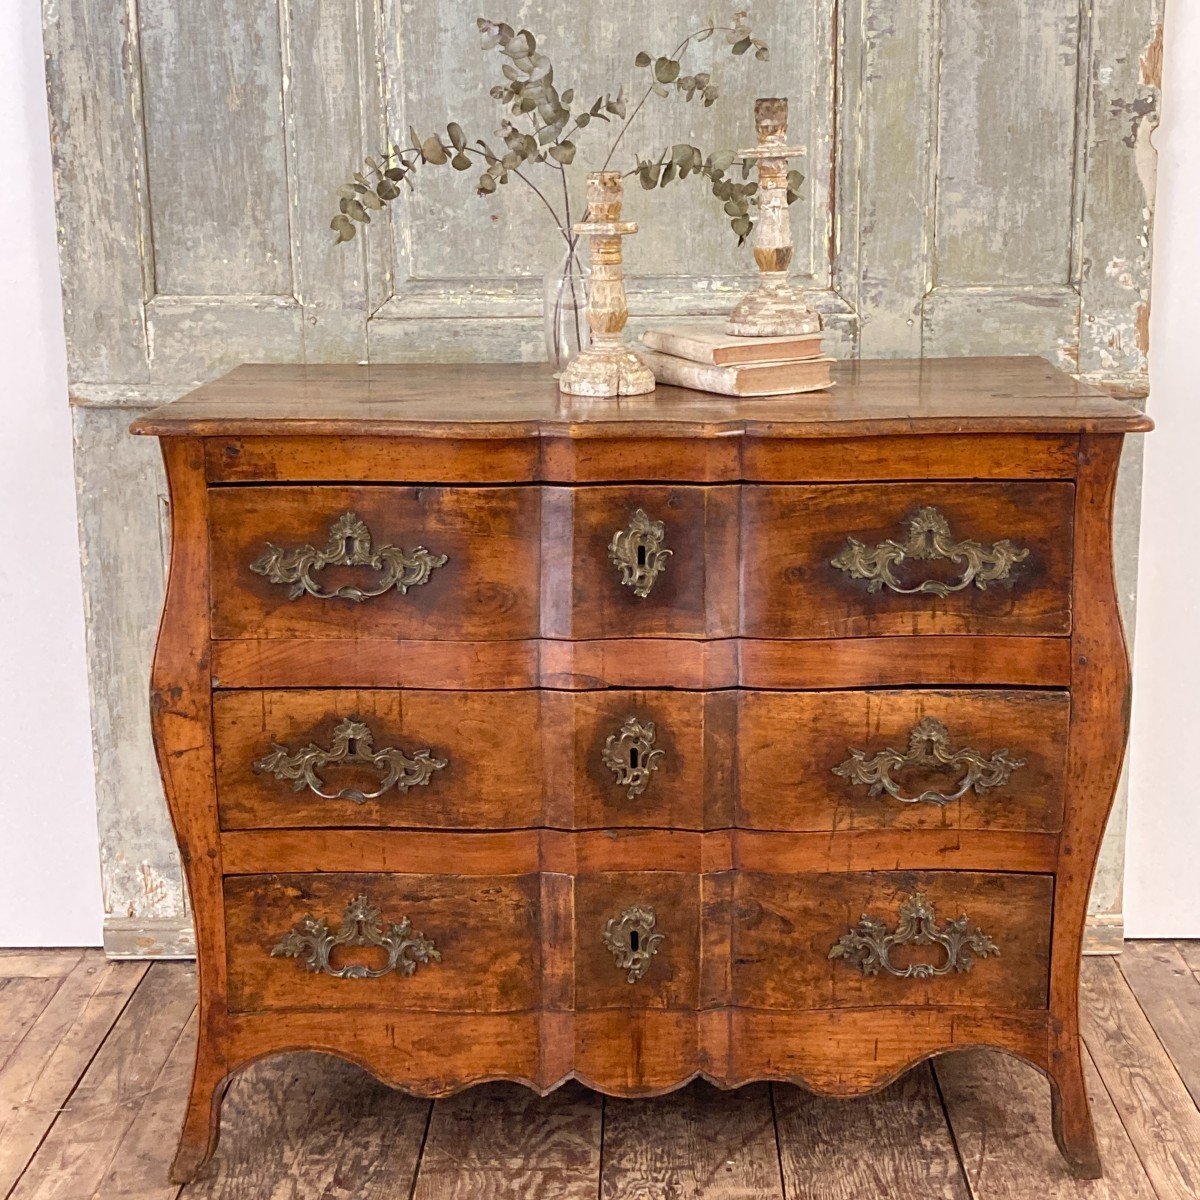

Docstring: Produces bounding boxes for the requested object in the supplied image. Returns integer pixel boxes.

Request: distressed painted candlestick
[727,97,821,338]
[557,171,654,398]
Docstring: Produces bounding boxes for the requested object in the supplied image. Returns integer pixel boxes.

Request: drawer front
[545,486,738,639]
[225,873,540,1013]
[209,486,540,641]
[733,871,1052,1011]
[214,689,732,831]
[738,689,1069,833]
[574,872,700,1010]
[214,690,543,830]
[740,483,1073,638]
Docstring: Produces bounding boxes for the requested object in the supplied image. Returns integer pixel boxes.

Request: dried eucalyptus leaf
[346,199,369,223]
[384,167,405,181]
[755,45,769,60]
[710,150,736,171]
[635,50,651,67]
[477,172,497,194]
[361,189,384,209]
[447,122,466,150]
[332,214,356,242]
[732,214,752,238]
[561,88,573,104]
[548,140,575,164]
[376,179,400,201]
[502,62,520,81]
[651,82,669,98]
[661,161,676,185]
[408,126,422,152]
[732,36,751,54]
[452,152,472,170]
[695,26,713,41]
[421,137,448,164]
[654,56,680,83]
[576,111,591,128]
[639,164,657,190]
[723,199,743,217]
[787,169,805,191]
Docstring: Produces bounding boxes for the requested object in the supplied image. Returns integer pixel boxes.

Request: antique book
[641,321,823,366]
[638,349,834,397]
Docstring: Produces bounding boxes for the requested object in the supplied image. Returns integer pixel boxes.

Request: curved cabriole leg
[170,1041,229,1184]
[1049,1040,1102,1179]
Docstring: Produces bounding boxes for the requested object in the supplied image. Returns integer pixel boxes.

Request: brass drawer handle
[829,892,999,979]
[250,511,447,602]
[602,716,665,799]
[609,509,672,598]
[253,716,447,804]
[831,506,1028,597]
[271,893,440,980]
[832,716,1024,807]
[603,905,664,983]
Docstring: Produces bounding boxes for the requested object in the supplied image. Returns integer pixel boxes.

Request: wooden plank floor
[2,946,1199,1199]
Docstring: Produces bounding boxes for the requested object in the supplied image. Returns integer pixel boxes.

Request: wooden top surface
[130,356,1151,438]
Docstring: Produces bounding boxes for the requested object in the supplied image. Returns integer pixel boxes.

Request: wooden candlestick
[557,172,654,398]
[727,98,821,338]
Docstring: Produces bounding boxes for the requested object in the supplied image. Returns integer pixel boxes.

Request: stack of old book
[637,320,833,396]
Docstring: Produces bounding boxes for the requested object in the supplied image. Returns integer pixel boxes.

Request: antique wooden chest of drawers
[133,356,1150,1182]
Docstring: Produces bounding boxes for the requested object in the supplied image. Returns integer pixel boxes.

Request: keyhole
[637,543,647,567]
[343,536,356,558]
[629,747,640,771]
[346,737,358,756]
[630,930,640,953]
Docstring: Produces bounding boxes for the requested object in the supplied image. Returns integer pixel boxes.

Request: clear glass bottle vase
[543,237,590,371]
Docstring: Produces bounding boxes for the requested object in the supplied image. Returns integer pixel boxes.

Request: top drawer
[209,486,540,641]
[740,482,1074,638]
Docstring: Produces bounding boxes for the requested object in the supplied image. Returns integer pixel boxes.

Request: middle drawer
[215,687,1068,834]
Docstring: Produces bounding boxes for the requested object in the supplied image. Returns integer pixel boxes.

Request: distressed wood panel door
[42,0,1160,956]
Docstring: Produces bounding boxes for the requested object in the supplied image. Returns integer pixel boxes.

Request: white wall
[1124,2,1200,938]
[0,3,1195,945]
[0,0,103,945]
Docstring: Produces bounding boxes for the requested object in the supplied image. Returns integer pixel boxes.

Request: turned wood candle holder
[728,97,821,338]
[557,171,654,398]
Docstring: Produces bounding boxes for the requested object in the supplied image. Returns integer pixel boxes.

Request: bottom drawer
[733,871,1052,1011]
[224,873,540,1014]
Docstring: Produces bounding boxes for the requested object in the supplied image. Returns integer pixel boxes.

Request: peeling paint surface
[43,0,1159,954]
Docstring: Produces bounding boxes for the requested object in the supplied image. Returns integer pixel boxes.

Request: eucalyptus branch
[329,8,779,250]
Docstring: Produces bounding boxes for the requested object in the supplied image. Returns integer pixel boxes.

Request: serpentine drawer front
[134,358,1150,1183]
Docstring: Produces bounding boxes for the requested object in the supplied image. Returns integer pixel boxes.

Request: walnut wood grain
[131,359,1151,439]
[209,485,540,642]
[210,635,1073,690]
[741,482,1075,638]
[224,873,541,1015]
[732,871,1052,1011]
[737,689,1069,833]
[134,363,1146,1182]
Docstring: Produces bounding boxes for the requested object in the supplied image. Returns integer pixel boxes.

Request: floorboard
[182,1054,431,1199]
[8,961,195,1200]
[2,947,1200,1198]
[413,1081,600,1200]
[1175,941,1200,979]
[1080,957,1200,1200]
[774,1066,968,1200]
[1118,941,1200,1109]
[0,951,147,1198]
[600,1081,782,1200]
[935,1046,1157,1199]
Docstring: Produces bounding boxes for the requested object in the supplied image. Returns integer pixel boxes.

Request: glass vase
[543,238,590,371]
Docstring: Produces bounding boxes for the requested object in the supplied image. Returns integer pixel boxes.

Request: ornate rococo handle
[829,892,999,979]
[253,716,447,804]
[609,509,672,599]
[830,506,1029,597]
[250,511,447,602]
[602,905,664,983]
[271,893,440,980]
[833,716,1024,807]
[602,716,665,799]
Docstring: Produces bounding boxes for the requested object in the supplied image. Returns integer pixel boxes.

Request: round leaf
[654,56,681,83]
[548,140,576,165]
[634,50,651,67]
